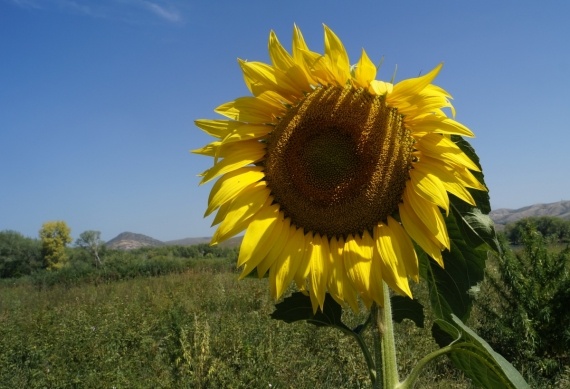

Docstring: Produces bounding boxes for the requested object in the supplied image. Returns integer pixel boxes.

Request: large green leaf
[270,292,350,331]
[419,137,499,321]
[432,315,530,389]
[419,208,487,321]
[391,295,424,328]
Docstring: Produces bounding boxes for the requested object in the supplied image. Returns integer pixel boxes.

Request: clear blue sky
[1,0,569,242]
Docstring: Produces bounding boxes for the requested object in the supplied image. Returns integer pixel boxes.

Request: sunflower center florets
[265,85,414,238]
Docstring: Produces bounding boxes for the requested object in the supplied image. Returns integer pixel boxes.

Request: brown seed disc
[264,85,414,238]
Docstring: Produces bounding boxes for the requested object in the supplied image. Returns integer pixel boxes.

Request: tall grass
[1,261,472,388]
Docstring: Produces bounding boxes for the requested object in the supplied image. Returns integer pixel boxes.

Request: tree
[75,230,104,267]
[39,221,72,270]
[0,230,42,278]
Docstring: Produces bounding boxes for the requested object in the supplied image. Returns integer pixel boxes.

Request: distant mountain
[165,236,243,248]
[490,200,570,228]
[106,233,242,250]
[106,232,165,250]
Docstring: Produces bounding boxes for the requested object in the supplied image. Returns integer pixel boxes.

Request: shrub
[474,223,570,386]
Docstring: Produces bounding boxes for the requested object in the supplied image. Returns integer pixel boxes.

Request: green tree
[75,230,104,267]
[0,230,42,277]
[39,221,72,270]
[505,216,570,244]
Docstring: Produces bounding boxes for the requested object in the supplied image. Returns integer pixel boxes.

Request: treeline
[503,216,570,244]
[0,229,238,284]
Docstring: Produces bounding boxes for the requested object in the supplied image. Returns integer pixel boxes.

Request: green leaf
[420,207,487,321]
[391,295,424,328]
[419,137,499,321]
[270,292,350,331]
[432,315,530,389]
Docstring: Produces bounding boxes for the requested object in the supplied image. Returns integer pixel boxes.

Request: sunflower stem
[375,282,400,389]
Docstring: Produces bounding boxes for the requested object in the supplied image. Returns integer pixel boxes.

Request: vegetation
[39,221,72,270]
[0,230,42,278]
[504,216,570,244]
[473,221,570,387]
[1,258,470,388]
[75,230,105,267]
[2,216,570,387]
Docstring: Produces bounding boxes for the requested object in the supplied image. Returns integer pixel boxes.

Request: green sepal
[432,315,530,389]
[270,292,350,331]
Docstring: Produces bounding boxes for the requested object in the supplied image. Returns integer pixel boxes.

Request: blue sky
[1,0,569,242]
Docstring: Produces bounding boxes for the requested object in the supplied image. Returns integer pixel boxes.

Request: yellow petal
[257,215,291,277]
[210,198,233,228]
[328,235,359,312]
[215,96,282,123]
[415,134,480,172]
[269,225,305,300]
[294,230,313,289]
[369,80,393,96]
[308,233,331,312]
[353,48,376,88]
[192,141,221,157]
[409,117,475,138]
[344,233,381,308]
[205,166,265,216]
[268,30,312,93]
[238,59,301,101]
[399,201,444,267]
[220,123,272,145]
[292,24,317,84]
[404,186,450,250]
[374,223,412,298]
[389,63,443,102]
[323,25,350,85]
[387,216,419,282]
[238,204,281,277]
[199,140,265,184]
[195,119,237,139]
[211,184,270,244]
[409,167,449,214]
[415,156,477,205]
[364,230,385,307]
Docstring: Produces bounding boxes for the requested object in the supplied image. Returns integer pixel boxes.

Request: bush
[474,223,570,386]
[0,230,43,278]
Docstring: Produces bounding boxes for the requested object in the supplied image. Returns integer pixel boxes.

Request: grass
[0,263,473,388]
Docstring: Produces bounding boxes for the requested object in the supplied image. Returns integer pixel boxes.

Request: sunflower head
[194,25,486,312]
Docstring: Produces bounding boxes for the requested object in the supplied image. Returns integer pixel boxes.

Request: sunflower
[194,25,486,312]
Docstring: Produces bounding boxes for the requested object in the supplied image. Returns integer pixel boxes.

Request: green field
[0,264,471,388]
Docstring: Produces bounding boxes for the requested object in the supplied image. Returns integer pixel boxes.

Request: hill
[490,200,570,228]
[106,233,243,250]
[106,232,165,250]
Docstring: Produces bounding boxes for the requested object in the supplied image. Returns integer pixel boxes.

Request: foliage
[0,230,42,278]
[473,225,570,386]
[75,230,105,267]
[504,216,570,244]
[39,221,72,270]
[0,265,473,388]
